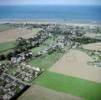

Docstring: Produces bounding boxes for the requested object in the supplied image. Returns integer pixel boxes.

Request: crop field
[84,33,101,39]
[34,71,101,100]
[0,41,15,53]
[49,49,101,83]
[29,50,64,69]
[0,24,16,32]
[0,27,41,43]
[82,42,101,51]
[18,85,82,100]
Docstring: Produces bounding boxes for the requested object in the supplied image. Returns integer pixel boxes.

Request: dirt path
[0,28,37,43]
[49,49,101,83]
[17,85,82,100]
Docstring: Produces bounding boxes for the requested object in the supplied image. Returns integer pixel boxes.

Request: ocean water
[0,5,101,22]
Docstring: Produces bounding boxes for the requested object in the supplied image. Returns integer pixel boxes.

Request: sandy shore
[0,20,101,26]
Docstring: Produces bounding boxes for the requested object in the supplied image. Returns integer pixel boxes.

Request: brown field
[82,42,101,51]
[17,85,82,100]
[0,28,40,43]
[84,33,101,38]
[49,49,101,83]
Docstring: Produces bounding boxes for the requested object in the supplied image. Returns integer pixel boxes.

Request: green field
[0,24,15,32]
[34,71,101,100]
[29,51,64,69]
[32,45,47,54]
[0,41,15,53]
[32,28,42,33]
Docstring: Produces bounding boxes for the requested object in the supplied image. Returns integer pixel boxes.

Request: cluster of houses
[11,50,33,64]
[0,62,11,74]
[0,62,42,100]
[15,62,42,82]
[0,73,29,100]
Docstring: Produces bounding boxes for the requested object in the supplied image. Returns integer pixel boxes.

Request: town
[0,23,101,100]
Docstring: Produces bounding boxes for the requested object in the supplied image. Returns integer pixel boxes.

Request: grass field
[0,24,15,32]
[0,41,15,52]
[32,45,48,54]
[32,28,42,33]
[29,51,64,69]
[34,71,101,100]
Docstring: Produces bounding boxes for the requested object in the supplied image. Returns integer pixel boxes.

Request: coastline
[0,19,101,43]
[0,19,101,25]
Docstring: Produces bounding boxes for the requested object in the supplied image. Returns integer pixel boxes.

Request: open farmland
[84,33,101,39]
[18,85,82,100]
[0,23,101,100]
[29,51,64,70]
[82,42,101,51]
[49,49,101,83]
[0,41,15,52]
[0,28,41,43]
[0,24,16,32]
[34,72,101,100]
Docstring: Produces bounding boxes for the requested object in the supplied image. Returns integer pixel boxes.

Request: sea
[0,5,101,23]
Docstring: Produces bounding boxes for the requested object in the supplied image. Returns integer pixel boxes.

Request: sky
[0,0,101,5]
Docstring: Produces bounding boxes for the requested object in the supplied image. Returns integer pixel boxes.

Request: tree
[28,38,34,48]
[16,37,28,51]
[0,54,6,61]
[6,52,14,60]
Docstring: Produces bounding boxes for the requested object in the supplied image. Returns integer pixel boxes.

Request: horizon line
[0,4,101,6]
